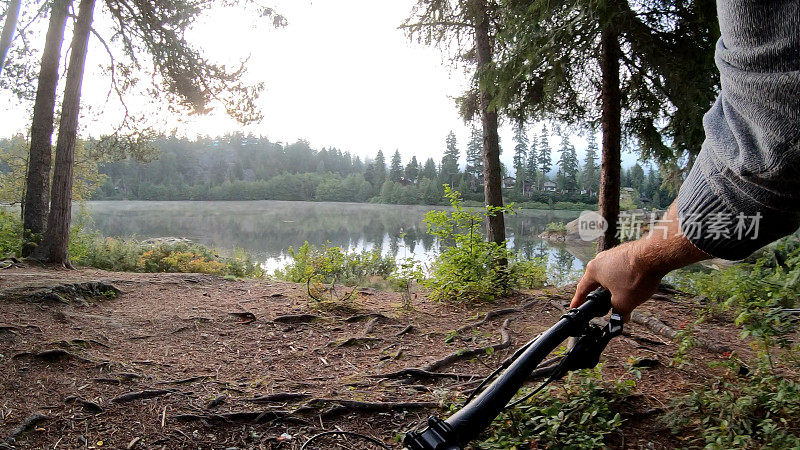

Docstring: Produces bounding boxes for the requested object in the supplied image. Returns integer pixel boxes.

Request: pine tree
[465,125,483,178]
[526,134,538,191]
[405,155,420,183]
[512,122,528,192]
[374,150,386,188]
[630,163,645,192]
[486,0,718,250]
[440,131,460,186]
[538,125,552,181]
[580,132,600,197]
[420,157,438,180]
[556,135,579,193]
[389,150,403,182]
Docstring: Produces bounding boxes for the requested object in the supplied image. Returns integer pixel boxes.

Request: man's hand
[570,202,710,320]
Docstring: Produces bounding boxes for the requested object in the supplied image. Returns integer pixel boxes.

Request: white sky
[1,0,639,170]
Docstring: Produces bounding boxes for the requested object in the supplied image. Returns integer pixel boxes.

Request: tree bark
[598,28,622,252]
[0,0,21,76]
[474,0,506,250]
[21,0,71,257]
[32,0,95,265]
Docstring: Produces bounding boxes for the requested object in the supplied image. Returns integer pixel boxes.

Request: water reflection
[81,201,593,284]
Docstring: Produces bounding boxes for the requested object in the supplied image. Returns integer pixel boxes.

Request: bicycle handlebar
[404,288,619,450]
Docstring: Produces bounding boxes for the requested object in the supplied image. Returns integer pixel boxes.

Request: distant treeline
[92,133,673,208]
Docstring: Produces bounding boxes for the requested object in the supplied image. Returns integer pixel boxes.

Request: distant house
[542,181,557,192]
[503,176,516,188]
[398,177,414,187]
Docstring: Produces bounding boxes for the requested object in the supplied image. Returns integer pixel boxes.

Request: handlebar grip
[575,287,612,320]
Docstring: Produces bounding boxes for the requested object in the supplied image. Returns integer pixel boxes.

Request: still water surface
[82,201,593,283]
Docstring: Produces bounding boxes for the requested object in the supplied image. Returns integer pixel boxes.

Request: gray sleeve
[676,0,800,260]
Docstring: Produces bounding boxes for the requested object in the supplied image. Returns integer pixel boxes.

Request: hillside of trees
[89,131,674,209]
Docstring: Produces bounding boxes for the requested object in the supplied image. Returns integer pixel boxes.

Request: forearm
[629,203,710,278]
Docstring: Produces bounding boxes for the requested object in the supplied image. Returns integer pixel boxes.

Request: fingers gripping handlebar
[404,288,622,450]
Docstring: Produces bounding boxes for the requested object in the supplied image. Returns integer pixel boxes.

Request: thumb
[570,274,600,309]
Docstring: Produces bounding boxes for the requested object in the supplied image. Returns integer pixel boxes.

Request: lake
[80,201,594,283]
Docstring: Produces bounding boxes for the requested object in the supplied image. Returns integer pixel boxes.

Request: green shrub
[677,240,800,354]
[544,221,567,233]
[509,257,548,289]
[0,209,22,257]
[276,242,395,299]
[475,369,628,449]
[423,186,516,302]
[665,358,800,449]
[388,257,425,308]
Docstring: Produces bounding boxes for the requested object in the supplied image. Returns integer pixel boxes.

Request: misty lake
[80,201,593,284]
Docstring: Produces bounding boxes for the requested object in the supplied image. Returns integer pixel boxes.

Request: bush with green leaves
[475,368,628,449]
[276,242,395,299]
[664,357,800,449]
[423,186,548,302]
[388,257,425,308]
[0,209,22,258]
[423,186,517,302]
[677,239,800,355]
[544,221,567,233]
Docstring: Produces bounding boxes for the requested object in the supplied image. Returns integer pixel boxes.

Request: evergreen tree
[440,131,460,186]
[538,125,552,181]
[580,132,600,197]
[512,122,528,191]
[374,150,387,188]
[404,155,420,182]
[630,163,645,192]
[526,134,539,191]
[555,135,579,193]
[420,157,438,180]
[465,125,483,178]
[389,149,403,182]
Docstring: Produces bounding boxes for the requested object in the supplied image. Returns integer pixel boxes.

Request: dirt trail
[0,267,743,449]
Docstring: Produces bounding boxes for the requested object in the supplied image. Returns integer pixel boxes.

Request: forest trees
[488,0,718,250]
[404,0,507,250]
[0,0,21,75]
[13,0,286,265]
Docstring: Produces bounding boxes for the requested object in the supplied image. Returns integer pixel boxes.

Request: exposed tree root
[630,310,730,353]
[173,410,290,424]
[456,308,520,335]
[423,319,513,372]
[156,375,211,385]
[13,348,91,363]
[111,389,175,403]
[273,314,320,324]
[334,336,382,348]
[297,398,438,418]
[205,395,227,409]
[4,414,48,443]
[65,396,104,414]
[246,392,311,403]
[344,313,391,323]
[369,368,481,381]
[228,311,256,324]
[396,324,416,336]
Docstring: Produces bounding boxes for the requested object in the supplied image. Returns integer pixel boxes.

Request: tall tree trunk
[0,0,21,76]
[597,28,622,252]
[474,0,506,251]
[32,0,95,265]
[21,0,70,257]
